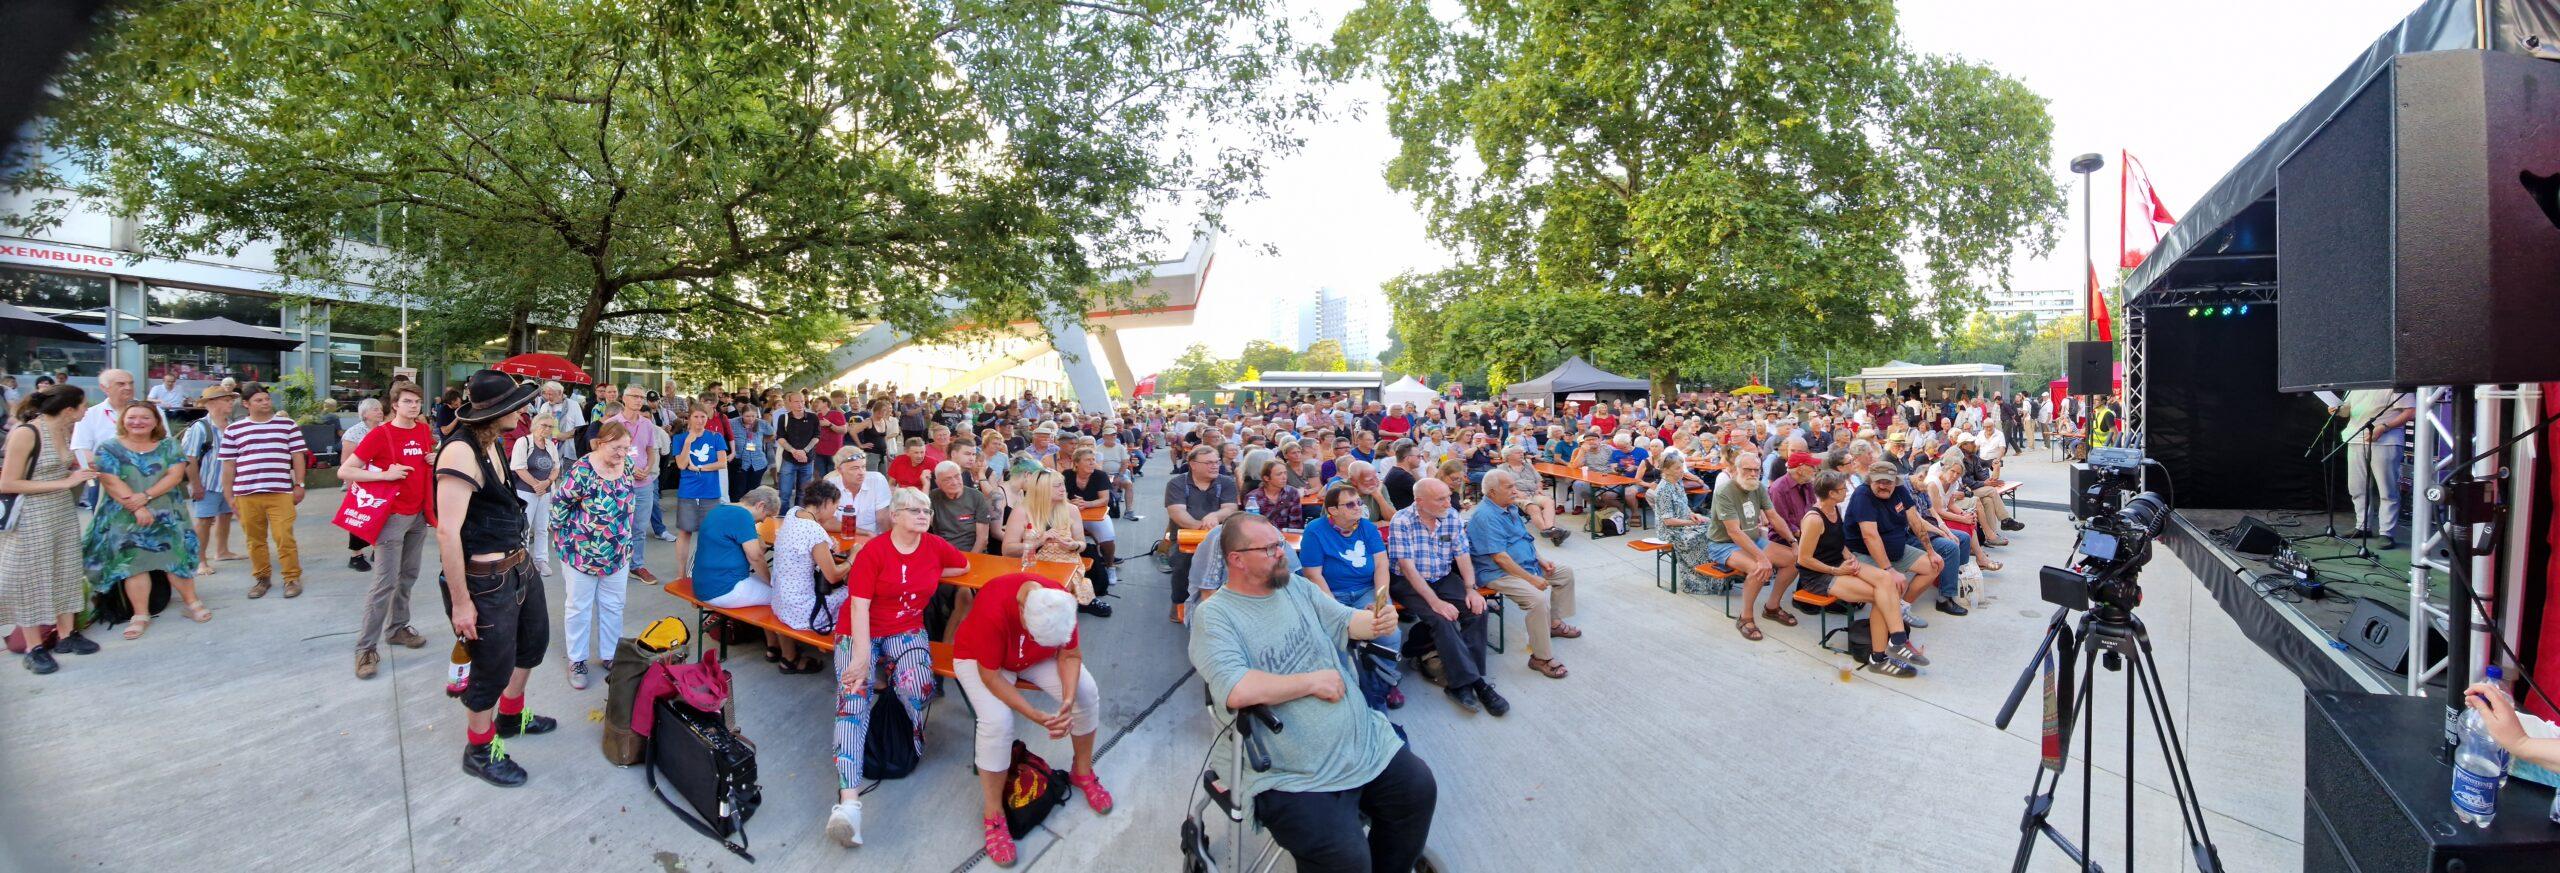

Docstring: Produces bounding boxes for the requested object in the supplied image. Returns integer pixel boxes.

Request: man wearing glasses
[1165,445,1239,623]
[1299,483,1403,710]
[1390,478,1505,716]
[1190,513,1434,872]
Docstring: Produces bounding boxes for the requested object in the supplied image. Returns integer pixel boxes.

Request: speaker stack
[2275,50,2560,391]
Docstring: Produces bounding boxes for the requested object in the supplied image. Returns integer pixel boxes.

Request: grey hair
[932,460,963,479]
[1337,459,1375,481]
[1483,469,1518,492]
[357,397,383,417]
[1241,448,1276,484]
[1656,448,1686,472]
[741,486,781,514]
[542,380,565,393]
[887,486,932,513]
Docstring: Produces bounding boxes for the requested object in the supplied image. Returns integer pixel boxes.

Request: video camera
[2046,447,2170,622]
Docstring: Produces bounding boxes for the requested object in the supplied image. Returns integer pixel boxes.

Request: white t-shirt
[148,383,187,411]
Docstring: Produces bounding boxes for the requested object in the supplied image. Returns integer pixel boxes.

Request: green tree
[16,0,1319,371]
[1239,339,1299,377]
[1332,0,2064,396]
[1161,342,1238,393]
[1295,339,1348,373]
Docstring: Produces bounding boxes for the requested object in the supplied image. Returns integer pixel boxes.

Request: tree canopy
[1332,0,2064,394]
[14,0,1320,378]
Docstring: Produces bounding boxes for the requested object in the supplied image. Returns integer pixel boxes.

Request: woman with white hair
[510,412,563,573]
[342,396,387,572]
[824,487,967,848]
[1496,445,1570,545]
[949,569,1110,865]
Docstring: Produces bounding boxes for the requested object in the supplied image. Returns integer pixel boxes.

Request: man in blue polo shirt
[1467,470,1580,681]
[1842,463,1965,628]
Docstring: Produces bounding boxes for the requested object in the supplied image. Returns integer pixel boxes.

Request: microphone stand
[2311,396,2402,568]
[2290,407,2347,544]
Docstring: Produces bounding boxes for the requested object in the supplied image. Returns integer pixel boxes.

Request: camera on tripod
[2046,447,2170,620]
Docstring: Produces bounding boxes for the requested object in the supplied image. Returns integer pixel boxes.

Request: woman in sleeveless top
[1790,470,1928,678]
[436,370,555,787]
[3,385,102,674]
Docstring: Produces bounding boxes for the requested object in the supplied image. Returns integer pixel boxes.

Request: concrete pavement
[0,448,2302,871]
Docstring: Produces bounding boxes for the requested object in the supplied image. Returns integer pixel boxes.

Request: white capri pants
[702,576,773,610]
[1082,519,1116,545]
[955,657,1103,772]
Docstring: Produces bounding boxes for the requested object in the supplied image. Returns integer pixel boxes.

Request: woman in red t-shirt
[824,486,965,849]
[950,570,1111,864]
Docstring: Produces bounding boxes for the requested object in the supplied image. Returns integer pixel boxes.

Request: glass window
[329,300,404,339]
[330,345,399,410]
[0,267,112,388]
[146,284,281,327]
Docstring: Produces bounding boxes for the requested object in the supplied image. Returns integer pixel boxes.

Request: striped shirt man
[221,414,307,494]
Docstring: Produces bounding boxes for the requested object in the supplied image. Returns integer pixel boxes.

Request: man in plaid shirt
[1389,478,1506,716]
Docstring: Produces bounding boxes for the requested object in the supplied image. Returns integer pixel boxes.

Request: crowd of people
[0,363,2115,868]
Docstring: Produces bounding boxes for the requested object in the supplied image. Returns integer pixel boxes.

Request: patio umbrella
[493,352,591,385]
[123,316,303,351]
[1731,384,1774,395]
[0,302,99,343]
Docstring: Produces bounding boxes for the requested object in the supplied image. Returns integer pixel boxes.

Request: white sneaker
[655,531,679,543]
[827,801,863,847]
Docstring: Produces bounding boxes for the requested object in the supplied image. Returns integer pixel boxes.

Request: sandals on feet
[1735,618,1765,641]
[1548,622,1583,639]
[123,617,151,640]
[186,602,211,623]
[1979,560,2004,572]
[1759,607,1799,628]
[1528,656,1569,678]
[778,656,824,675]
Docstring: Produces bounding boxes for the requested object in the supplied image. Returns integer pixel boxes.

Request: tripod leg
[2129,628,2225,871]
[2125,657,2136,873]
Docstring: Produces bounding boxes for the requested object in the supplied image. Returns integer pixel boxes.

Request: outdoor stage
[2166,507,2432,695]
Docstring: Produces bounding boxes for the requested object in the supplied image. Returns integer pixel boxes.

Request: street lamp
[2070,152,2105,342]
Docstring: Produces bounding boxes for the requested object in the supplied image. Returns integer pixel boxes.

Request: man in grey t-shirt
[1190,514,1434,872]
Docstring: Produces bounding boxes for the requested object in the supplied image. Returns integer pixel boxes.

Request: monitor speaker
[2064,341,2113,396]
[2275,50,2560,391]
[2339,596,2445,674]
[2229,516,2286,555]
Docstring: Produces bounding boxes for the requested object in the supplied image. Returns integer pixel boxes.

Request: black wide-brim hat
[456,368,539,424]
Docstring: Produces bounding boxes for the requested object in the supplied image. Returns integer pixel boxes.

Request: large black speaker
[2305,690,2560,872]
[2276,50,2560,391]
[2064,341,2113,396]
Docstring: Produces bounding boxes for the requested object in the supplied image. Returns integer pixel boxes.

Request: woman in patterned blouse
[548,421,644,690]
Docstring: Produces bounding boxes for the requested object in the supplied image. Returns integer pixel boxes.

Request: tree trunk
[1650,370,1675,401]
[565,278,613,372]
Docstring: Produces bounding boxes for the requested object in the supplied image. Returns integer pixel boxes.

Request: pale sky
[1105,0,2427,377]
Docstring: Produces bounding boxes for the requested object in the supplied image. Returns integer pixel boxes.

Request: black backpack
[1844,617,1874,662]
[648,696,763,860]
[862,647,931,780]
[1001,740,1072,839]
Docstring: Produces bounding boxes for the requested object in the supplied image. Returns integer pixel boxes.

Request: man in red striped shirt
[221,384,308,599]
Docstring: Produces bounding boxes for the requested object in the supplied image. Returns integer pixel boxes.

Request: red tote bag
[331,478,400,545]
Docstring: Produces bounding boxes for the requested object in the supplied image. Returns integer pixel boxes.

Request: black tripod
[1997,606,2223,873]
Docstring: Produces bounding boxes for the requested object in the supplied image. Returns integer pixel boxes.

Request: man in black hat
[435,369,556,787]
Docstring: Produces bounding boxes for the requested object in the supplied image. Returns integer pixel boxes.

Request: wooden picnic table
[1176,527,1302,554]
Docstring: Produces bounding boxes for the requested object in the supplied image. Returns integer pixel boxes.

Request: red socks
[498,694,525,717]
[468,723,496,746]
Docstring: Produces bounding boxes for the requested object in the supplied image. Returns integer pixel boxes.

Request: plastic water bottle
[2452,666,2511,827]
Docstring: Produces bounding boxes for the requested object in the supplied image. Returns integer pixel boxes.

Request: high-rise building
[1266,286,1377,364]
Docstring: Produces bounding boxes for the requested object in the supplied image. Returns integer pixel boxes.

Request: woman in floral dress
[87,401,208,639]
[1651,448,1721,594]
[548,420,644,690]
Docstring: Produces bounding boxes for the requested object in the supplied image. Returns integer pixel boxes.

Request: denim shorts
[190,488,231,519]
[1706,533,1768,569]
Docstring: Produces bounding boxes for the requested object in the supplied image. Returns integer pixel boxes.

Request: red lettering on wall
[0,245,118,268]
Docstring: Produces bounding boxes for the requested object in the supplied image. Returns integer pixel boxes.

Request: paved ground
[0,447,2303,872]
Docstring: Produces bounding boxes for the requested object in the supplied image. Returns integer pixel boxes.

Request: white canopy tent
[1833,360,2016,398]
[1381,375,1437,408]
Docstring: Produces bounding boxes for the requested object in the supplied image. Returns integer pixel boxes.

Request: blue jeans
[648,492,668,538]
[1929,535,1964,600]
[776,458,819,508]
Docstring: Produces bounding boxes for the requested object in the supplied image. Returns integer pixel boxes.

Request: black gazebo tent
[1501,356,1649,405]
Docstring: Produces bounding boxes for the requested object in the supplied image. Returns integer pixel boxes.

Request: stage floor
[2177,507,2440,693]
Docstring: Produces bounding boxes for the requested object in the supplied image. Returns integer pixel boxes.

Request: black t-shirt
[854,422,888,456]
[777,410,821,453]
[1065,468,1111,503]
[1383,466,1418,510]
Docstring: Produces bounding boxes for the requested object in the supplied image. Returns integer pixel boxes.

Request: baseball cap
[1786,451,1817,469]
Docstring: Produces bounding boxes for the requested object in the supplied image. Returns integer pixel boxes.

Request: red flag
[1134,373,1159,397]
[2119,150,2176,269]
[2088,261,2114,342]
